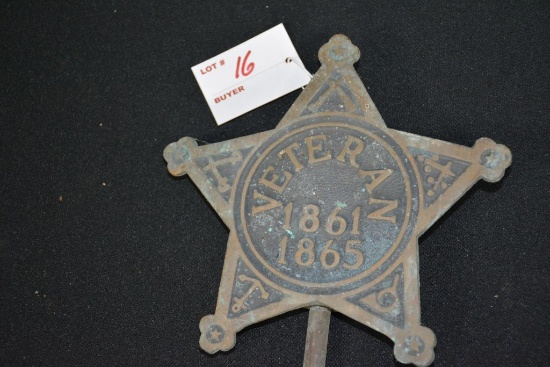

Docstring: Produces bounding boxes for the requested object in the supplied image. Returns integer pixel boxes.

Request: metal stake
[303,306,331,367]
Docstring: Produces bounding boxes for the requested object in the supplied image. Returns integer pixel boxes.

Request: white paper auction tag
[191,24,311,125]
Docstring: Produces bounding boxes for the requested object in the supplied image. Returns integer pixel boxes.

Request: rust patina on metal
[164,35,511,366]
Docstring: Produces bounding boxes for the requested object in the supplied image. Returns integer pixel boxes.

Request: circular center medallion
[234,116,419,294]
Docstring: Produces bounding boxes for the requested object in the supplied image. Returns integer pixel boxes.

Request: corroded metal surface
[303,307,331,367]
[164,35,511,366]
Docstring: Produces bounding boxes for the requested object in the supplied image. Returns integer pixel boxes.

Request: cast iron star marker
[164,35,511,367]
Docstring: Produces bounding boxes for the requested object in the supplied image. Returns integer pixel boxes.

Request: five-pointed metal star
[164,35,511,366]
[207,328,222,343]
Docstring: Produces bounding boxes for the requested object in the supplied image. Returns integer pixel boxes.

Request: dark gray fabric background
[1,1,549,366]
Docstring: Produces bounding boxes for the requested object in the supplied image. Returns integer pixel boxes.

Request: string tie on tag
[286,57,313,88]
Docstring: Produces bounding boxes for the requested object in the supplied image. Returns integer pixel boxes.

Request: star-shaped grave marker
[164,35,511,366]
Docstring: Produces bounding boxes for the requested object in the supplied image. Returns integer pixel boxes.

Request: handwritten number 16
[235,50,254,79]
